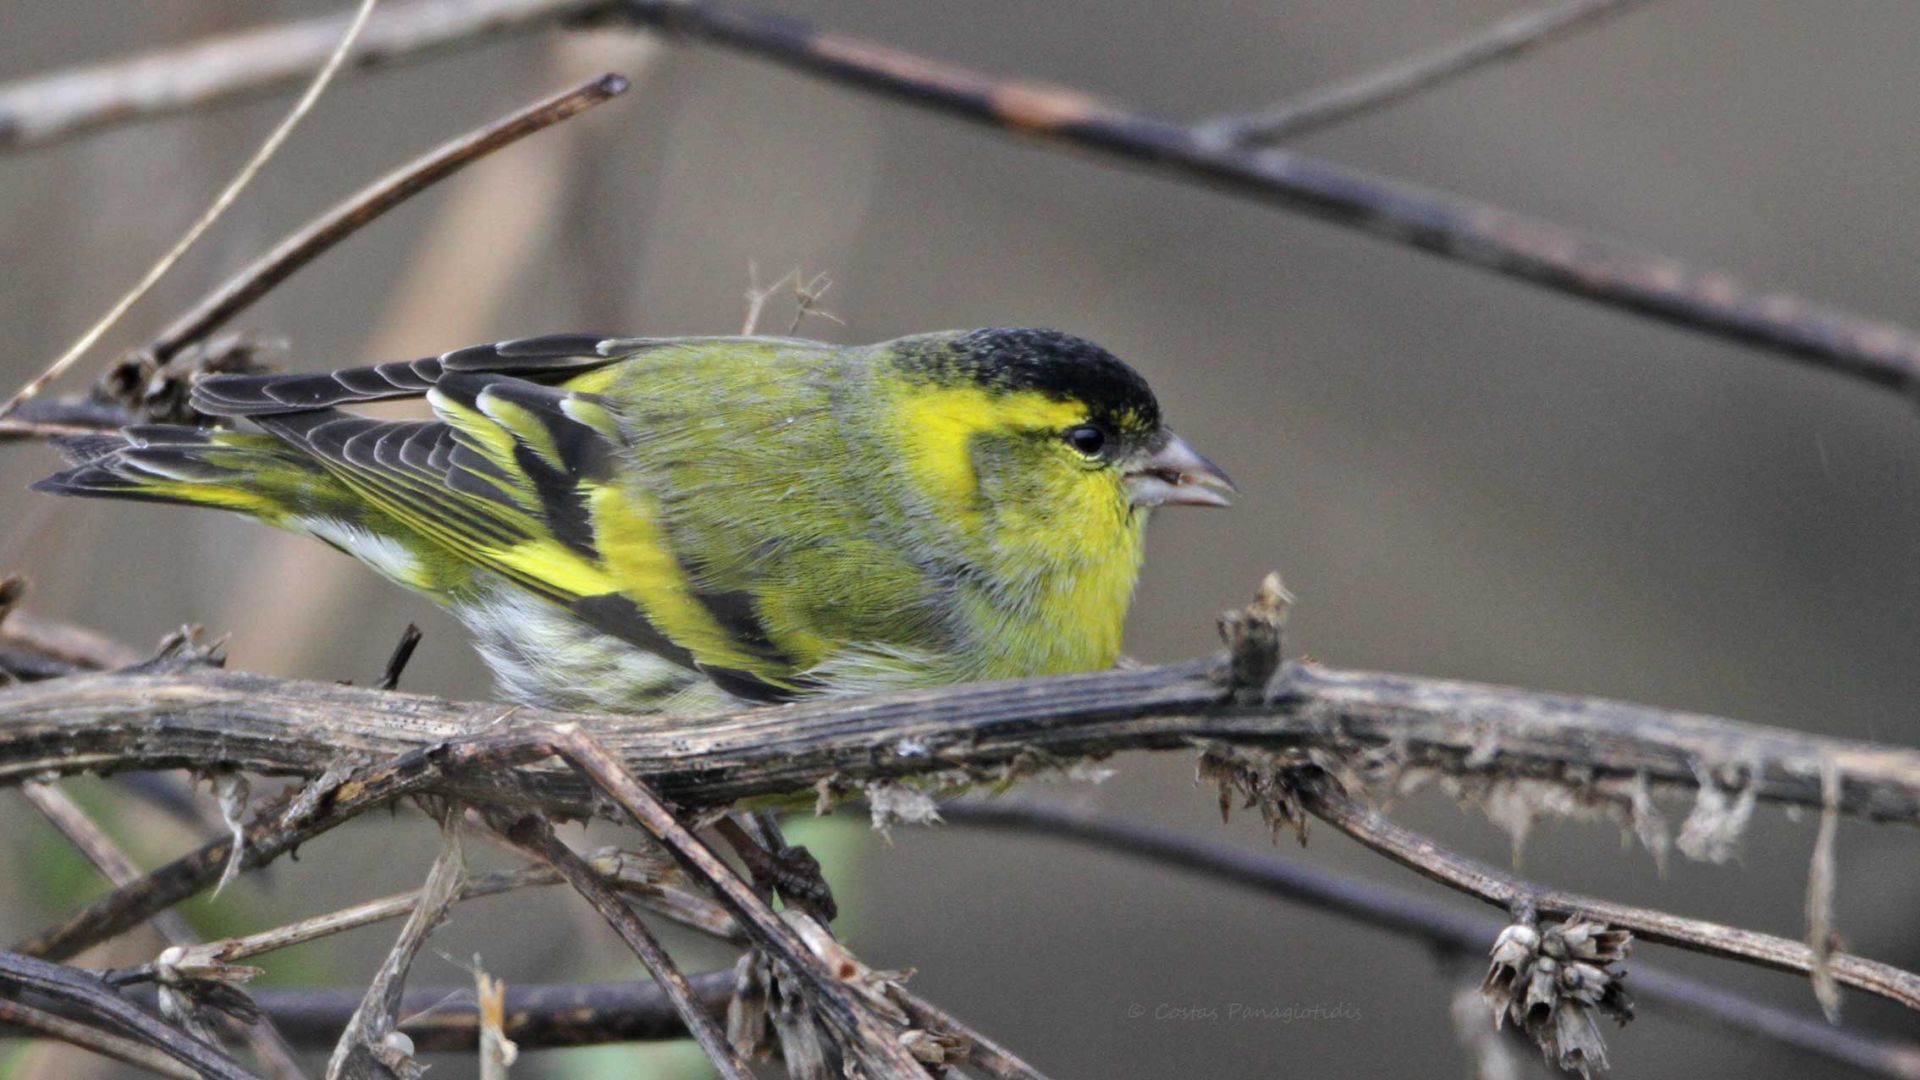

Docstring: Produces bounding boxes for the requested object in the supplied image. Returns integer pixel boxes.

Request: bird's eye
[1065,424,1107,456]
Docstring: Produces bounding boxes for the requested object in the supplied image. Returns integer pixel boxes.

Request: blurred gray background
[1,1,1916,1077]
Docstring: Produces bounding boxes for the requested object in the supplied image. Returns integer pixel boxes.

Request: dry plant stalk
[326,817,466,1079]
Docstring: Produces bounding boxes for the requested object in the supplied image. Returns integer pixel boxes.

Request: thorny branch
[1,646,1913,829]
[1284,776,1920,1010]
[2,640,1916,1014]
[4,0,1920,396]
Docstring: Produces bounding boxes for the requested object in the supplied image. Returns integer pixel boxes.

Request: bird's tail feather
[33,424,347,523]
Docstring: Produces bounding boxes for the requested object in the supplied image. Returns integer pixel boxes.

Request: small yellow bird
[37,328,1233,711]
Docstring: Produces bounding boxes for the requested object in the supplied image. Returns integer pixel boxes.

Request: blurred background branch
[0,0,613,151]
[3,0,1919,398]
[1200,0,1657,145]
[142,71,630,369]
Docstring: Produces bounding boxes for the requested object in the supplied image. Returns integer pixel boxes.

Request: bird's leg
[713,811,838,923]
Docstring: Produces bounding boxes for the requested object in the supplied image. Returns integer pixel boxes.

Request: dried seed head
[153,942,265,1045]
[1195,743,1318,844]
[1480,916,1634,1077]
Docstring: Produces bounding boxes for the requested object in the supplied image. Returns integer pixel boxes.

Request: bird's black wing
[189,334,668,417]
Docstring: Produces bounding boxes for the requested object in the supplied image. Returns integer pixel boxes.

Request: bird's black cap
[894,327,1162,436]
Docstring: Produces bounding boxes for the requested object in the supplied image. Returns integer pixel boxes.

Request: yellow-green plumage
[36,329,1230,712]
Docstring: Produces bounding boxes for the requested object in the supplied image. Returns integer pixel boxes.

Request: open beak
[1125,433,1236,509]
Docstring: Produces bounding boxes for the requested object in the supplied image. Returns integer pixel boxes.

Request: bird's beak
[1125,433,1236,509]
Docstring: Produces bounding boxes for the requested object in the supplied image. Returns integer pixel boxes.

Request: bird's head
[880,328,1234,532]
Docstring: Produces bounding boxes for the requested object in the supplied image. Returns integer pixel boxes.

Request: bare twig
[250,974,733,1051]
[0,610,145,676]
[740,263,793,336]
[0,0,383,423]
[504,815,753,1079]
[326,817,465,1078]
[0,996,199,1079]
[156,853,724,973]
[942,799,1920,1080]
[376,625,424,692]
[16,730,559,961]
[786,270,843,335]
[144,72,630,365]
[0,951,258,1079]
[1808,758,1844,1021]
[1202,0,1657,145]
[531,725,931,1075]
[0,418,108,439]
[1291,775,1920,1010]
